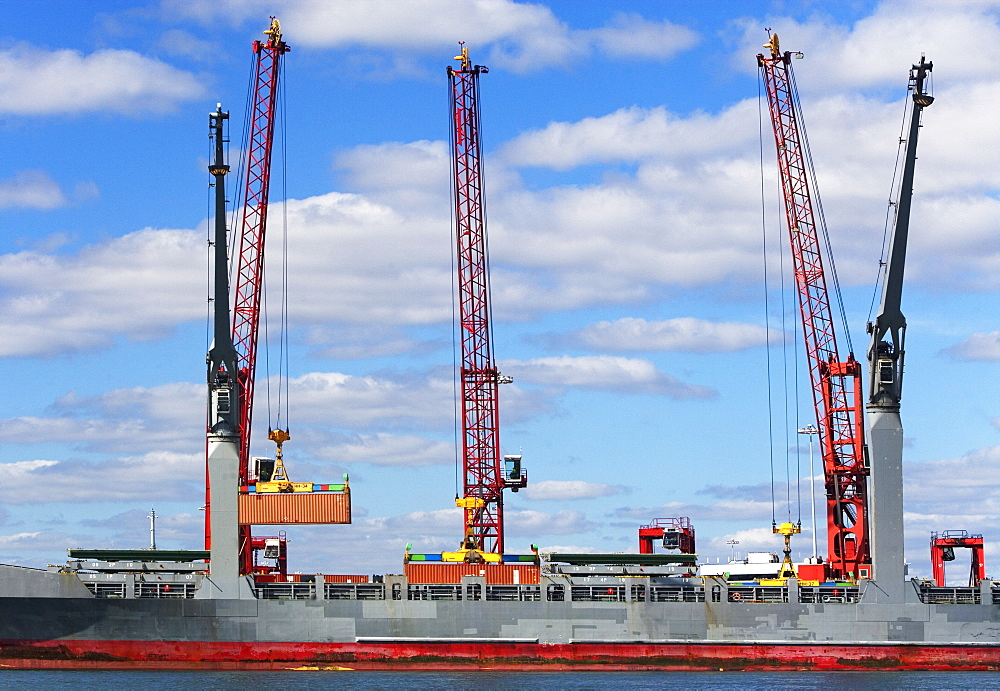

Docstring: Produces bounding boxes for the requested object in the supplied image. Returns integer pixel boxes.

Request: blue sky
[0,0,998,582]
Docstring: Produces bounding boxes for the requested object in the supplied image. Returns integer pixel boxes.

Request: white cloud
[0,45,204,115]
[502,355,715,398]
[0,228,203,356]
[335,140,450,203]
[165,0,697,71]
[0,451,203,505]
[0,383,202,454]
[500,102,758,170]
[572,317,779,352]
[734,1,1000,91]
[279,192,453,325]
[525,480,626,501]
[584,13,697,59]
[507,509,596,535]
[0,531,43,548]
[610,492,779,525]
[905,446,1000,505]
[155,29,217,61]
[0,171,69,209]
[285,371,453,428]
[0,3,974,366]
[306,325,442,360]
[385,507,462,537]
[945,331,1000,361]
[315,433,453,467]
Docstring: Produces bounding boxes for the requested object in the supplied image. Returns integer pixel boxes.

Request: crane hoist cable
[758,71,805,531]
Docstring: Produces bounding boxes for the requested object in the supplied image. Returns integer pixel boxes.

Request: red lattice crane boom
[232,18,289,574]
[233,18,289,479]
[758,34,870,580]
[448,45,525,555]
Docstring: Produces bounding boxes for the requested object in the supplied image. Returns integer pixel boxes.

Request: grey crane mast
[866,57,933,602]
[203,104,251,598]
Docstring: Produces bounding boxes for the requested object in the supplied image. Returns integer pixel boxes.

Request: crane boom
[866,57,933,601]
[448,45,525,556]
[233,17,289,482]
[232,18,288,576]
[758,34,870,580]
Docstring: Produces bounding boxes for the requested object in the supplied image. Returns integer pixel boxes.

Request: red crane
[758,34,870,580]
[232,17,289,574]
[204,17,289,575]
[930,531,985,588]
[638,518,696,555]
[233,17,289,478]
[448,44,525,556]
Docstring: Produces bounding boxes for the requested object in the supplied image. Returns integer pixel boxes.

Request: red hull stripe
[3,639,1000,671]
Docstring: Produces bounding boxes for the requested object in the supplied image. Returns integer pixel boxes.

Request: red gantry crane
[930,531,985,588]
[638,518,696,555]
[758,34,870,580]
[448,44,526,557]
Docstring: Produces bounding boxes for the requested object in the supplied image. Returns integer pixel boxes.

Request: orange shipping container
[238,492,351,525]
[323,574,370,583]
[405,563,539,585]
[269,574,369,583]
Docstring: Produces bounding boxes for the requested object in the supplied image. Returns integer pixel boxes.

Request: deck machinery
[931,531,986,588]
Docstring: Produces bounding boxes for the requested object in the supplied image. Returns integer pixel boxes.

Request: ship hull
[5,565,1000,671]
[3,593,1000,671]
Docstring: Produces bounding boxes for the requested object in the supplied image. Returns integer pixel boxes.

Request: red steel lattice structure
[233,18,289,478]
[448,46,507,554]
[758,34,870,579]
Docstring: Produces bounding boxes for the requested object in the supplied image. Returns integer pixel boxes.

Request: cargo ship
[3,29,999,672]
[3,545,1000,671]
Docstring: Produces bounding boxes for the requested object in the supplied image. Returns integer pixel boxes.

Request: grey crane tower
[866,57,933,603]
[201,105,253,599]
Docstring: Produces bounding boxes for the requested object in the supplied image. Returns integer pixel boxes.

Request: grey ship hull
[3,565,1000,670]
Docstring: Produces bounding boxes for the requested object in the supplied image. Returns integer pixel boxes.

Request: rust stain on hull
[3,639,1000,671]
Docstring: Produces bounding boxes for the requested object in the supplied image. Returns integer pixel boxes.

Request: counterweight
[758,34,870,580]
